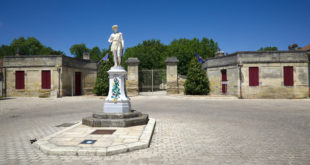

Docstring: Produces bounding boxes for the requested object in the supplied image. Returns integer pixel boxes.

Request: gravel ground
[0,96,310,165]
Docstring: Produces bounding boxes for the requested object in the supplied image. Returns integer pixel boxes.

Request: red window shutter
[42,70,51,89]
[249,67,259,86]
[221,70,227,81]
[46,71,51,89]
[284,66,294,86]
[41,71,46,89]
[221,70,227,94]
[15,71,25,89]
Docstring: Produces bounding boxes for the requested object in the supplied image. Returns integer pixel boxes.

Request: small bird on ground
[30,138,37,144]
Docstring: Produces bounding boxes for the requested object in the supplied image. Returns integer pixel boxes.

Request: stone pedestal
[126,58,140,96]
[83,65,148,127]
[104,66,131,113]
[165,57,179,94]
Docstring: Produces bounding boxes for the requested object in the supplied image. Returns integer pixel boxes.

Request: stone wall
[61,57,97,96]
[2,55,97,97]
[4,67,59,97]
[3,55,62,67]
[3,56,61,97]
[61,67,97,96]
[241,63,308,99]
[206,65,240,96]
[177,75,186,94]
[203,51,309,99]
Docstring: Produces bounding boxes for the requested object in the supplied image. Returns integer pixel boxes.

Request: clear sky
[0,0,309,56]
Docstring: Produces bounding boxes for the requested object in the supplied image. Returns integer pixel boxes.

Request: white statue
[108,25,124,66]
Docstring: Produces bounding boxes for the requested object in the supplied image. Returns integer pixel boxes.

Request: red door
[41,70,51,89]
[283,66,294,86]
[15,71,25,89]
[221,70,227,94]
[75,72,82,95]
[249,67,259,86]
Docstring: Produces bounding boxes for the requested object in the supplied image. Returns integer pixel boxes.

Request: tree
[93,60,113,96]
[0,45,15,57]
[184,58,210,95]
[166,38,218,75]
[122,38,218,75]
[0,37,63,58]
[258,46,278,51]
[70,44,89,59]
[90,46,102,61]
[122,40,167,70]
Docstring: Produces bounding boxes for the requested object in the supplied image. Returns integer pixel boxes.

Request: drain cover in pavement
[91,129,116,135]
[56,123,76,127]
[80,140,96,144]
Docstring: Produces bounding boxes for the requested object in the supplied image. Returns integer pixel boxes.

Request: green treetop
[0,37,63,58]
[258,46,278,51]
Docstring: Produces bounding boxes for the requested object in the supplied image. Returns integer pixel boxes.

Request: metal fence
[139,69,166,92]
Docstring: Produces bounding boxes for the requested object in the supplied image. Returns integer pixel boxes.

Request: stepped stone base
[82,111,149,127]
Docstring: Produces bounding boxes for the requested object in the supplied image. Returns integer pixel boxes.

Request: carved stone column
[165,57,179,95]
[126,58,140,96]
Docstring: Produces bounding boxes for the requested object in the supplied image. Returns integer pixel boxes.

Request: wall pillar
[165,57,179,95]
[126,58,140,96]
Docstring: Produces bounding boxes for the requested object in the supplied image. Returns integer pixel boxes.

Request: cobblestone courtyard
[0,96,310,165]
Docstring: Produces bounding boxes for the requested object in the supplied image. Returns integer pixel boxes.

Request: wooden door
[15,71,25,89]
[221,70,227,94]
[249,67,259,86]
[75,72,81,95]
[283,66,294,86]
[41,70,51,89]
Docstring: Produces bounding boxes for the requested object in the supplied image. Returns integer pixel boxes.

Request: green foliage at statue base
[184,58,210,95]
[93,61,113,96]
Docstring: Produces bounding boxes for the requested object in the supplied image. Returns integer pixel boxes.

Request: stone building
[2,54,97,97]
[203,50,309,99]
[0,59,3,96]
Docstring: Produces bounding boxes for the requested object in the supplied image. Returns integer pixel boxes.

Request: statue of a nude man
[108,25,124,66]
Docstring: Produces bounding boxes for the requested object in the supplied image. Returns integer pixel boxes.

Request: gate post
[126,58,140,96]
[165,57,179,95]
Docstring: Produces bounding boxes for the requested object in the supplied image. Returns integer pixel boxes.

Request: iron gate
[139,69,166,92]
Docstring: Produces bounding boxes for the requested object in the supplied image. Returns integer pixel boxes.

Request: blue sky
[0,0,309,56]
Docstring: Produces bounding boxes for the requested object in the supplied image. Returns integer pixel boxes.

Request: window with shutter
[42,70,51,89]
[221,70,227,94]
[15,71,25,89]
[249,67,259,86]
[283,66,294,86]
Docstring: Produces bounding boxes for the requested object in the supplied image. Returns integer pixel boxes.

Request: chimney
[16,48,20,56]
[83,52,90,60]
[215,50,224,57]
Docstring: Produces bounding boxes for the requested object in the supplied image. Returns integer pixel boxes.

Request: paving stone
[0,96,310,164]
